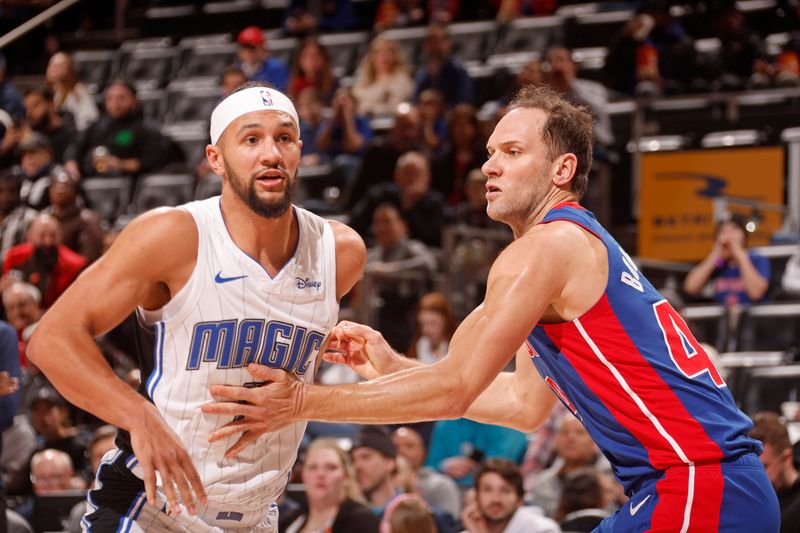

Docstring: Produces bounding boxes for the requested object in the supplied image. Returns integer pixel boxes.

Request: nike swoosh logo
[214,272,248,284]
[629,494,651,516]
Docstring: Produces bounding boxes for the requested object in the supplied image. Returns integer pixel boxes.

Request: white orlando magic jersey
[136,196,339,507]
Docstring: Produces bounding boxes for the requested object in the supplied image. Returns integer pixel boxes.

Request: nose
[258,137,283,166]
[482,152,500,177]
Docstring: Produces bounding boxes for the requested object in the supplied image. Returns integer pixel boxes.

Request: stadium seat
[645,96,724,138]
[131,173,196,213]
[72,50,116,95]
[136,89,167,123]
[682,303,730,352]
[467,64,512,107]
[567,10,634,49]
[628,134,689,153]
[195,173,222,200]
[318,32,369,78]
[122,47,180,89]
[161,121,209,171]
[719,351,788,407]
[700,129,764,148]
[267,37,300,72]
[739,364,800,414]
[165,83,221,123]
[447,20,498,64]
[179,42,238,79]
[572,46,608,83]
[81,176,133,225]
[495,15,564,55]
[736,302,800,352]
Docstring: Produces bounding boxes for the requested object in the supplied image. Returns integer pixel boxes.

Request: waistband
[627,452,763,495]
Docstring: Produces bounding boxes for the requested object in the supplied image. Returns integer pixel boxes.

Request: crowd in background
[1,0,800,532]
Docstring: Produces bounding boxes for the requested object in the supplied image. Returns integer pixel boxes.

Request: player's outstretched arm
[464,344,557,432]
[27,208,206,513]
[203,226,569,434]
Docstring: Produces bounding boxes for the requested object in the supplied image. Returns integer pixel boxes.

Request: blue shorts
[594,454,779,532]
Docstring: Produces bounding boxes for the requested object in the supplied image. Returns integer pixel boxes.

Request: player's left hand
[201,364,303,457]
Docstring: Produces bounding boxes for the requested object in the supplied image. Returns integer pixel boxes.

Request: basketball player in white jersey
[26,82,366,531]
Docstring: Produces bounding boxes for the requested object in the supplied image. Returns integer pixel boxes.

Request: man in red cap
[236,26,290,92]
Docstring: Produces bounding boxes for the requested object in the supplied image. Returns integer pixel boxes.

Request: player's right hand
[324,321,403,379]
[129,403,206,515]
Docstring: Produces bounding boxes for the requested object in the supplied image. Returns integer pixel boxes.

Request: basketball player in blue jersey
[26,82,366,531]
[206,85,780,532]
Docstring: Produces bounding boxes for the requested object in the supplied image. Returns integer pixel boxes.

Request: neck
[486,513,515,533]
[778,467,799,491]
[508,189,577,238]
[219,191,298,277]
[305,502,339,528]
[367,481,395,509]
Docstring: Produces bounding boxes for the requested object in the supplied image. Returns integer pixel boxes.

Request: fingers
[142,460,157,507]
[201,399,261,418]
[246,364,286,382]
[224,429,265,458]
[208,384,256,402]
[156,456,182,517]
[207,417,251,442]
[172,455,199,515]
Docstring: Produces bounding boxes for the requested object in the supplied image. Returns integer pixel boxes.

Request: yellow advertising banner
[638,147,784,262]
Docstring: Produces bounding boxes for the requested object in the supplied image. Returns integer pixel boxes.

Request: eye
[244,135,259,145]
[278,133,293,143]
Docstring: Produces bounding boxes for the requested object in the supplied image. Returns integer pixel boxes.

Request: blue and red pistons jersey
[527,203,761,494]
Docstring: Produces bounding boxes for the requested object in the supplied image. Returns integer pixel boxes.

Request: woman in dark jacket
[280,438,380,533]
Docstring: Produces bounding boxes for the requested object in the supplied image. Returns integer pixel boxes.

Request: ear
[552,153,578,189]
[206,144,225,177]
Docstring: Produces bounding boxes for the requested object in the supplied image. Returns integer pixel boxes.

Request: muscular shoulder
[105,207,198,278]
[328,219,366,299]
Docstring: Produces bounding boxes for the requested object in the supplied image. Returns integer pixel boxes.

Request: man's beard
[225,162,295,219]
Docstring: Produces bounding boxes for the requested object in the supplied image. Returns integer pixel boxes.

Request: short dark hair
[555,467,605,522]
[229,80,278,97]
[106,78,138,97]
[750,411,791,453]
[508,84,594,198]
[24,84,54,101]
[475,458,524,499]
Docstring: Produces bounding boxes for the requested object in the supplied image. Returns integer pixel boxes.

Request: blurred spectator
[381,493,438,533]
[347,103,422,208]
[554,468,612,532]
[417,89,448,156]
[87,424,116,480]
[497,59,544,107]
[750,412,800,533]
[236,26,290,92]
[782,245,800,296]
[288,37,339,104]
[45,51,99,132]
[604,4,696,96]
[413,24,474,108]
[296,88,327,166]
[392,426,461,518]
[520,405,567,495]
[459,459,560,533]
[15,448,77,525]
[2,413,36,496]
[425,419,527,489]
[64,79,167,180]
[364,203,439,350]
[220,65,248,98]
[283,0,357,35]
[545,46,614,149]
[17,133,55,210]
[432,104,485,206]
[683,215,770,306]
[351,151,445,247]
[373,0,426,32]
[0,52,25,122]
[0,318,21,530]
[494,0,557,22]
[43,171,104,263]
[528,416,611,518]
[0,168,38,258]
[279,438,380,532]
[3,213,88,309]
[351,426,402,514]
[29,386,89,477]
[451,169,501,229]
[353,36,415,118]
[405,292,456,364]
[711,5,767,91]
[23,85,77,163]
[316,87,373,160]
[1,283,40,367]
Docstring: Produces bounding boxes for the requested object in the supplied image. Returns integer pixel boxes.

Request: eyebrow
[486,140,526,151]
[235,119,299,136]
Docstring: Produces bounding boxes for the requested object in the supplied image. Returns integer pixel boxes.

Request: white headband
[209,87,299,145]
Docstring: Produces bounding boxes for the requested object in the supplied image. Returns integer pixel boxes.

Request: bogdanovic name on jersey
[186,319,325,375]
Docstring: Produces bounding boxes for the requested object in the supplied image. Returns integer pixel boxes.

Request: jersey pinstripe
[118,196,339,509]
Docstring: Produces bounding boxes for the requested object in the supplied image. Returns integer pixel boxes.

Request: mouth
[254,169,286,188]
[486,182,501,200]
